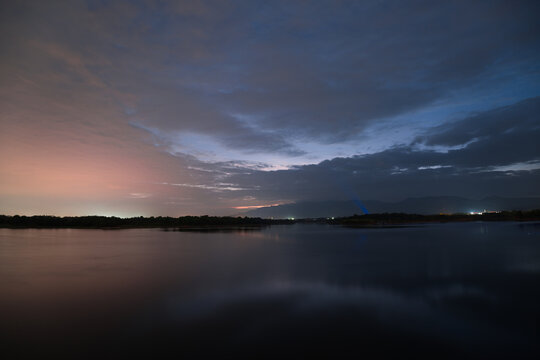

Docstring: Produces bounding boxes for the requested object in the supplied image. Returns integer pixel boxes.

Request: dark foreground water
[1,222,539,359]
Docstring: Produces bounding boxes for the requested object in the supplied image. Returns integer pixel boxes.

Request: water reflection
[142,281,526,357]
[0,223,539,358]
[165,226,266,233]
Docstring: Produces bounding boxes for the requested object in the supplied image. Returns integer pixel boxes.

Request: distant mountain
[238,196,540,218]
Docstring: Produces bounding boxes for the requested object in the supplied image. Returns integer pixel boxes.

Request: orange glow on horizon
[233,203,282,210]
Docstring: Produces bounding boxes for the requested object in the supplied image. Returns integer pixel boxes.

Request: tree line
[328,209,540,226]
[0,215,292,229]
[1,210,539,229]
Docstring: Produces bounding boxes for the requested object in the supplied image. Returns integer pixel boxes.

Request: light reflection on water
[1,222,539,358]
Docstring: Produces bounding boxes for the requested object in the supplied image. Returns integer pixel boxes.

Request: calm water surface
[1,223,539,358]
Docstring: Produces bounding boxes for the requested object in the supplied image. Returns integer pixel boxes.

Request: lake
[1,222,539,359]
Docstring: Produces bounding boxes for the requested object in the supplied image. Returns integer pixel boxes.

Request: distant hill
[238,196,540,218]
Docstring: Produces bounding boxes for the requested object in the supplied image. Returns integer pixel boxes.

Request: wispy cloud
[1,1,539,215]
[129,193,152,199]
[232,204,283,210]
[159,182,253,192]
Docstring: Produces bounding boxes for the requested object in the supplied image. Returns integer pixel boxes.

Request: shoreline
[1,211,540,230]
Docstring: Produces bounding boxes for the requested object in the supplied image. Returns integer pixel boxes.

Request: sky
[1,0,540,216]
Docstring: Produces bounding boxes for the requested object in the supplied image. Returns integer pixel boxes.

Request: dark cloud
[220,97,540,202]
[419,97,540,147]
[417,97,540,167]
[224,157,540,203]
[207,0,540,142]
[4,1,539,151]
[1,1,540,214]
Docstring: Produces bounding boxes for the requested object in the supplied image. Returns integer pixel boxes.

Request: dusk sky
[1,0,539,216]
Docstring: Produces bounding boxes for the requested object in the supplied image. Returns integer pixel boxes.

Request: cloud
[129,193,152,199]
[416,97,540,168]
[162,182,254,192]
[418,97,540,147]
[5,1,539,158]
[219,97,540,202]
[1,1,540,215]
